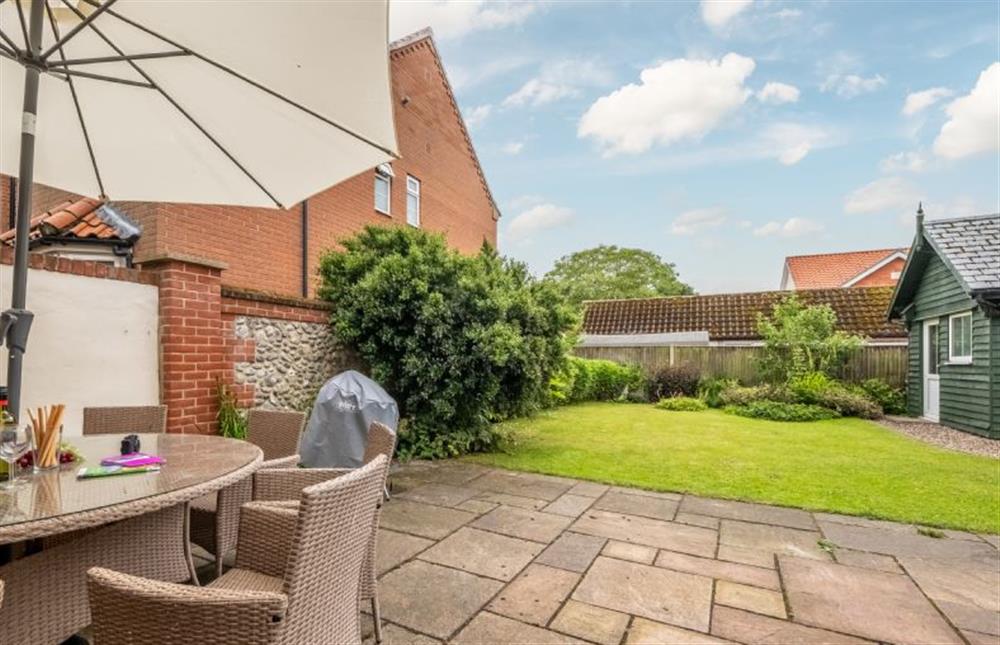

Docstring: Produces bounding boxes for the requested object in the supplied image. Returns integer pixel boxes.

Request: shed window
[406,176,420,227]
[375,163,393,215]
[949,312,973,363]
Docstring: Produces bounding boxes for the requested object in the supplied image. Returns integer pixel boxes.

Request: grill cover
[298,370,399,468]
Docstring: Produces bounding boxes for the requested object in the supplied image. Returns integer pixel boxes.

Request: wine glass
[0,426,33,488]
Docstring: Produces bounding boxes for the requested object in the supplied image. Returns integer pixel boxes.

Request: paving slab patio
[364,461,997,643]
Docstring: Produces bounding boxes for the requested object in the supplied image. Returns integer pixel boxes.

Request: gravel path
[878,416,999,458]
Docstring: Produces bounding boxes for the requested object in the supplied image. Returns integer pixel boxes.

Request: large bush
[318,226,577,459]
[718,383,794,407]
[550,356,645,404]
[697,376,738,408]
[788,372,883,419]
[756,295,865,382]
[650,363,700,399]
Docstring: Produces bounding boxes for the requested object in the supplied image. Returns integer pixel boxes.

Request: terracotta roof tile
[785,248,907,289]
[0,197,140,245]
[583,286,906,341]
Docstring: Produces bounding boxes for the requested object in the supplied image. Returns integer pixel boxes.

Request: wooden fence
[573,344,909,387]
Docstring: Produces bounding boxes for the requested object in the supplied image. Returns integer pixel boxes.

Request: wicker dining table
[0,433,262,645]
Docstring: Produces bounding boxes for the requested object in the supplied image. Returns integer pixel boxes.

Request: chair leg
[182,503,201,586]
[215,550,224,579]
[371,596,383,644]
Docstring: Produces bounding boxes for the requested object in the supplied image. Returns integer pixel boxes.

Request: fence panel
[573,344,908,387]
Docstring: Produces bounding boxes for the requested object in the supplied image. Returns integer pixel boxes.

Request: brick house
[780,248,908,291]
[0,28,501,433]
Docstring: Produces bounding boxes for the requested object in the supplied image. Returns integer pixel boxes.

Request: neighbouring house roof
[583,286,906,342]
[0,197,140,246]
[389,28,500,220]
[783,248,908,289]
[889,213,1000,317]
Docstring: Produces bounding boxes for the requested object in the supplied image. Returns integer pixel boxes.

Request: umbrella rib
[59,0,283,208]
[0,27,21,55]
[44,1,106,198]
[76,0,398,159]
[55,67,154,88]
[47,50,190,67]
[13,0,29,50]
[40,0,120,61]
[0,40,16,59]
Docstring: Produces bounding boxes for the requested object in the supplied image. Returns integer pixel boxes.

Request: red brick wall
[142,257,226,434]
[853,258,906,288]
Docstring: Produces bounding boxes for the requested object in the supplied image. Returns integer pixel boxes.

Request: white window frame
[948,311,973,364]
[406,175,421,227]
[374,164,393,215]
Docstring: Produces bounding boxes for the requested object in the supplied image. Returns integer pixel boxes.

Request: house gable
[389,29,500,224]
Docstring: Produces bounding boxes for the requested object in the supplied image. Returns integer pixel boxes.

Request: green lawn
[465,403,1000,533]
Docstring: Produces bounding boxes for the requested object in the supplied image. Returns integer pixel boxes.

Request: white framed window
[406,175,420,227]
[374,163,393,215]
[890,271,901,280]
[948,311,973,364]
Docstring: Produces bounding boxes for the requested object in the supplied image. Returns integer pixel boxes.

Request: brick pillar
[139,254,228,434]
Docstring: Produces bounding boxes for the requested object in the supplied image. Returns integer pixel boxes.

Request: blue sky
[391,1,999,293]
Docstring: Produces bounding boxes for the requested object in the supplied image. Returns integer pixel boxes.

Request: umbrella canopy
[0,0,399,416]
[0,0,398,207]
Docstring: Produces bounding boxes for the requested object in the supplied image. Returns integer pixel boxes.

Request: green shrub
[697,376,739,408]
[816,387,883,419]
[725,400,841,422]
[318,226,577,459]
[858,379,906,415]
[650,363,700,399]
[655,396,708,412]
[216,380,247,440]
[719,384,794,407]
[787,372,835,404]
[551,357,645,404]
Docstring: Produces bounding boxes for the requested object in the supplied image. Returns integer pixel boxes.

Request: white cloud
[578,53,756,156]
[821,73,886,99]
[902,87,953,116]
[933,63,1000,160]
[773,8,802,20]
[501,141,525,155]
[879,151,929,173]
[390,1,536,41]
[447,56,532,91]
[463,104,492,128]
[753,217,824,238]
[507,203,574,241]
[670,207,728,235]
[503,59,613,108]
[700,0,753,30]
[844,176,921,215]
[760,123,828,165]
[756,82,800,105]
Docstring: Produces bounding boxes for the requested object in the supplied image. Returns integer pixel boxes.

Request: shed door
[923,320,940,422]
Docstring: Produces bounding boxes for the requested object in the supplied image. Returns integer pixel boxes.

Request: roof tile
[583,286,905,341]
[923,214,1000,292]
[785,248,907,289]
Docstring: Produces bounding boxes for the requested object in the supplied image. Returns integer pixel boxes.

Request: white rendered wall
[0,265,160,436]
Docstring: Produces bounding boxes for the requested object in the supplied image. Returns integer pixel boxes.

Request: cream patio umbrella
[0,0,399,415]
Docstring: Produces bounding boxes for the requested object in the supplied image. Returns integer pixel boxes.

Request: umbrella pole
[5,0,45,421]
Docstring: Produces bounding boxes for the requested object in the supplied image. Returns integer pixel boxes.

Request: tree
[756,295,865,382]
[544,245,693,305]
[318,226,577,458]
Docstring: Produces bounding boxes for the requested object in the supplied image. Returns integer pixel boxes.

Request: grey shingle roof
[923,214,1000,292]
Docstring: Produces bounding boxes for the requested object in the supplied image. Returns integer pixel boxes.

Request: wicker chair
[87,455,389,645]
[253,421,396,643]
[190,409,306,578]
[82,406,167,436]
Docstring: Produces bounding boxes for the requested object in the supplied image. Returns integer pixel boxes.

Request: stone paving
[361,460,1000,645]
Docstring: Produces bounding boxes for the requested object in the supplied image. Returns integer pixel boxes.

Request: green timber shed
[888,211,1000,438]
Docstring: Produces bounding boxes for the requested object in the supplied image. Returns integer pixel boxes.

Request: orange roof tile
[785,248,908,289]
[0,197,139,245]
